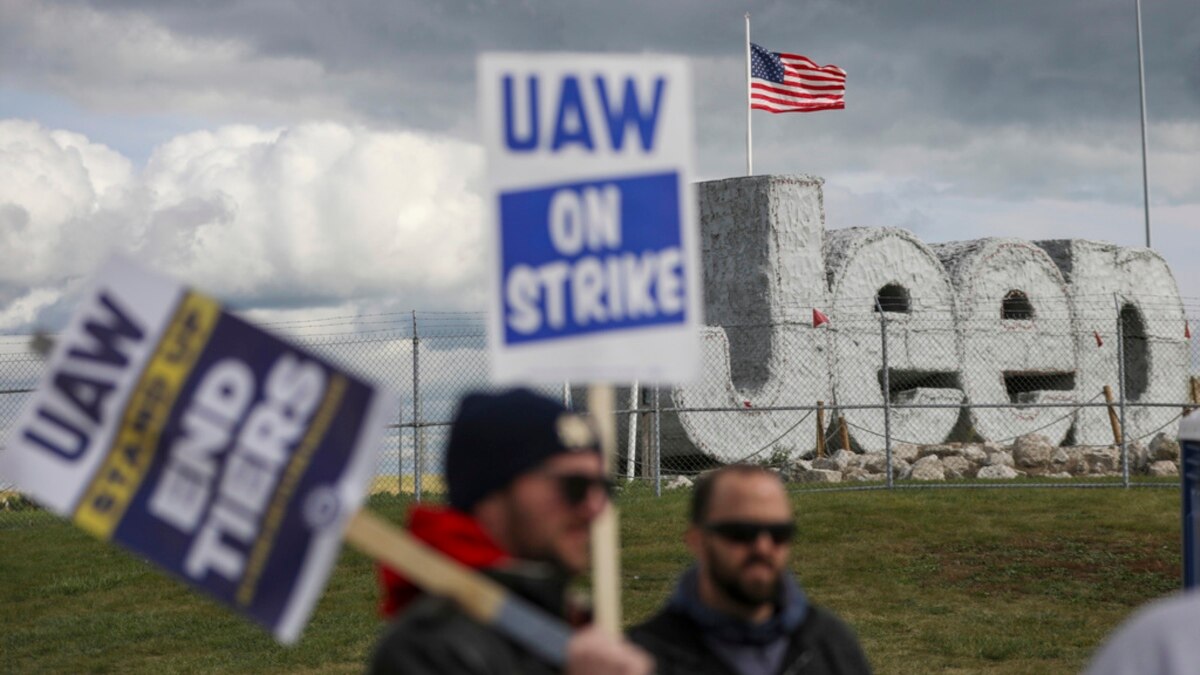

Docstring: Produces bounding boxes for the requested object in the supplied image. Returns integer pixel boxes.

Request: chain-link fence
[3,296,1199,516]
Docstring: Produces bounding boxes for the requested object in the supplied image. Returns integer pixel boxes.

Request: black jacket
[629,603,872,675]
[368,564,572,675]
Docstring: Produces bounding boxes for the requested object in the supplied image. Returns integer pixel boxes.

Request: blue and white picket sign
[1181,411,1200,588]
[0,256,395,643]
[478,52,701,384]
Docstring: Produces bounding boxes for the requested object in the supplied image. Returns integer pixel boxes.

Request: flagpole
[745,12,753,176]
[1135,0,1151,248]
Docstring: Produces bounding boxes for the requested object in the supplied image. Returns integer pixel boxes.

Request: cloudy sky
[1,0,1197,338]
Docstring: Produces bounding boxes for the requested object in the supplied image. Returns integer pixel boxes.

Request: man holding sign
[370,388,653,674]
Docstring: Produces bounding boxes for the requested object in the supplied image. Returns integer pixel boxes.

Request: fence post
[878,297,894,489]
[839,413,851,453]
[412,311,423,501]
[1187,376,1200,418]
[815,400,826,459]
[654,385,662,497]
[1103,385,1123,446]
[626,381,640,481]
[562,381,572,409]
[1115,294,1129,488]
[396,377,404,496]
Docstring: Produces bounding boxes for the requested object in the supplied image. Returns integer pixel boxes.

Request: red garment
[377,505,510,618]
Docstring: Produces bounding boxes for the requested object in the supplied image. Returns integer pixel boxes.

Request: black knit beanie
[446,388,598,512]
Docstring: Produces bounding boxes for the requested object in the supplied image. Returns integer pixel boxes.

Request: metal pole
[412,310,422,501]
[745,13,753,176]
[397,371,404,496]
[878,297,893,488]
[654,385,662,497]
[1115,295,1130,487]
[626,381,639,481]
[562,381,572,409]
[815,400,826,459]
[1135,0,1152,248]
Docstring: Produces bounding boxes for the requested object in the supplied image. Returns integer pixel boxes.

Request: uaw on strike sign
[0,257,394,643]
[479,53,702,383]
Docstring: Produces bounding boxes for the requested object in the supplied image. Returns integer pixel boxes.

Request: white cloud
[0,119,487,331]
[0,287,60,332]
[0,119,135,284]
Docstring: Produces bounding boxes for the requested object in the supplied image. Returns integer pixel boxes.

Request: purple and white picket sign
[1181,411,1200,589]
[0,256,395,643]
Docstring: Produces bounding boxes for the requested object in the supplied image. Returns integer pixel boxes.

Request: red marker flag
[1187,321,1192,339]
[1094,331,1104,348]
[813,308,830,328]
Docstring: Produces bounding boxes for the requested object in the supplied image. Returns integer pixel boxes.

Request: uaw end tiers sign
[0,257,395,643]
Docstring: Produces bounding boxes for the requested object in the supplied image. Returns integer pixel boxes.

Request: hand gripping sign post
[479,53,702,633]
[0,257,574,663]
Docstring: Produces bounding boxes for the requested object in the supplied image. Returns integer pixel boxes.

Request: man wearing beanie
[629,465,871,675]
[369,388,653,675]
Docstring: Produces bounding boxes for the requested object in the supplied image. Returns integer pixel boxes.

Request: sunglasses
[546,473,615,506]
[703,521,796,545]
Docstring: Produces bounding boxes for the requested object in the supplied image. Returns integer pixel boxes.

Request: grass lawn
[0,483,1183,674]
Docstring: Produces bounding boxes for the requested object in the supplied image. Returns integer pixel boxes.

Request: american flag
[750,43,846,113]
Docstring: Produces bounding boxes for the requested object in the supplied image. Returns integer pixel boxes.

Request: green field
[0,483,1183,674]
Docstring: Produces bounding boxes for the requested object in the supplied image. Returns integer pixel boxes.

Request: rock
[842,467,871,482]
[892,443,920,463]
[987,450,1015,467]
[910,455,946,481]
[890,459,912,481]
[1051,447,1090,474]
[813,449,855,471]
[942,455,973,479]
[830,448,857,467]
[794,468,843,483]
[918,444,961,459]
[862,452,889,474]
[1151,434,1181,462]
[841,452,868,470]
[980,442,1006,455]
[960,445,989,465]
[812,457,841,471]
[1052,448,1088,475]
[1127,441,1151,472]
[1083,449,1119,474]
[1045,472,1073,479]
[664,476,694,490]
[1012,434,1055,468]
[785,460,813,482]
[1148,460,1179,477]
[977,464,1020,480]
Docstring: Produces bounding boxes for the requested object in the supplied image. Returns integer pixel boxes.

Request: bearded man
[629,465,871,675]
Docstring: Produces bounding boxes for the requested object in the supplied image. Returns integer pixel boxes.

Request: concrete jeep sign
[664,175,1189,462]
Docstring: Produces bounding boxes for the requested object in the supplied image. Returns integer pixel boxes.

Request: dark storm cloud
[9,0,1195,137]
